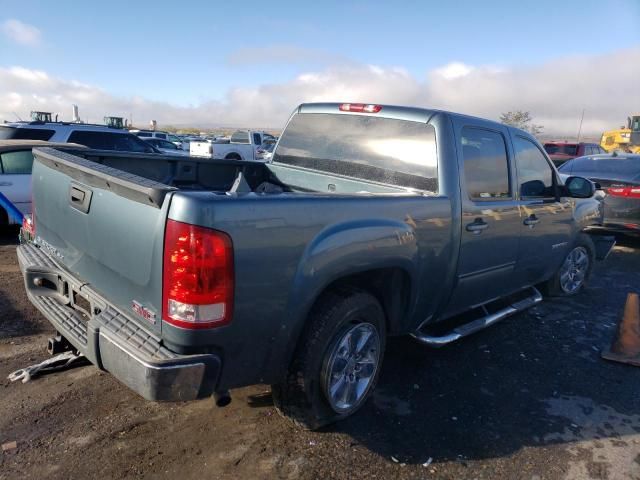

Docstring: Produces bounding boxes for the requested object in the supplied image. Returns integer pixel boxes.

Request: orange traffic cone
[602,293,640,367]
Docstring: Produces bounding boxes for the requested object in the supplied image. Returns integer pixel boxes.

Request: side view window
[461,127,510,200]
[253,133,262,145]
[0,150,34,174]
[513,136,555,199]
[155,133,167,140]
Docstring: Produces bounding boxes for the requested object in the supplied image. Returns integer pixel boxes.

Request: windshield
[273,113,438,192]
[544,143,577,156]
[559,156,640,179]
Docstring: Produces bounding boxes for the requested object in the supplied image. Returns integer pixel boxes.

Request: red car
[543,141,606,166]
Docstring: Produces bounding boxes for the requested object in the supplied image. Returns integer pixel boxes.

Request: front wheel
[545,234,595,296]
[271,290,386,430]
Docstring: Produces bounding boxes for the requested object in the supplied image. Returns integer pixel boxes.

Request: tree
[499,110,544,136]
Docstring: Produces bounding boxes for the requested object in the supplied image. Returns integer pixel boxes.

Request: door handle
[523,215,540,227]
[466,218,489,234]
[0,181,13,187]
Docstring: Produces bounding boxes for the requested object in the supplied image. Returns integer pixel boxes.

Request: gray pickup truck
[18,103,613,429]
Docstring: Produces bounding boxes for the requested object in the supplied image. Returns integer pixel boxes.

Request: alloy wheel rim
[322,322,380,414]
[560,246,589,293]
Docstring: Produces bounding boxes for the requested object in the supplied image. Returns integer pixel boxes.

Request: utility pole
[576,109,585,142]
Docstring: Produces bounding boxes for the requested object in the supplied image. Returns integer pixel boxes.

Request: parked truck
[189,129,275,160]
[18,103,612,429]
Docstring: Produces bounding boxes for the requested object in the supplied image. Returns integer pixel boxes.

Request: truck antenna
[576,108,585,143]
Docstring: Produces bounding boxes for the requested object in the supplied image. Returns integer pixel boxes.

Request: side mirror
[564,176,595,198]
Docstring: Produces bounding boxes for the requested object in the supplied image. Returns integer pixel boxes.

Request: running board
[411,287,543,347]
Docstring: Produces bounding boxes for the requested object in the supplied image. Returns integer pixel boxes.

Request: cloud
[1,19,42,46]
[226,44,349,67]
[1,47,638,136]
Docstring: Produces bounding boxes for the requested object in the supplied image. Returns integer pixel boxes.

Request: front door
[444,123,522,317]
[511,135,573,284]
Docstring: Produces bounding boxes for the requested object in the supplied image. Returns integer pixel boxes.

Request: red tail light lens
[162,219,234,329]
[339,103,382,113]
[22,214,35,237]
[608,187,640,198]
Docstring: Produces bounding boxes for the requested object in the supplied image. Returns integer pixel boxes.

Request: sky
[1,0,639,135]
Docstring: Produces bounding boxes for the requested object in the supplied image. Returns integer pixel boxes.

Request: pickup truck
[189,129,275,161]
[18,103,613,429]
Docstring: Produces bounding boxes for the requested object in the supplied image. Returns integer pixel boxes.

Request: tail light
[339,103,382,113]
[608,186,640,198]
[162,219,234,329]
[22,214,35,238]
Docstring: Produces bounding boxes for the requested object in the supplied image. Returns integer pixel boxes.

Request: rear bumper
[17,243,221,401]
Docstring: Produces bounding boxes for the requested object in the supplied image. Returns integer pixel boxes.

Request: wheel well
[315,268,411,334]
[0,207,8,227]
[225,153,242,160]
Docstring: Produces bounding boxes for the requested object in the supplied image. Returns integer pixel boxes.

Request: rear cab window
[231,131,250,144]
[461,127,510,200]
[273,113,438,192]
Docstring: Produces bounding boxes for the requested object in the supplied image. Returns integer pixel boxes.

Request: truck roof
[296,102,534,139]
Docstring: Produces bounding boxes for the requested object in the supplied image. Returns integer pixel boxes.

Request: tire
[271,289,386,430]
[544,233,595,296]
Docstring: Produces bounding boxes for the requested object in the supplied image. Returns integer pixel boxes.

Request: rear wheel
[545,234,595,296]
[272,290,386,430]
[225,153,242,160]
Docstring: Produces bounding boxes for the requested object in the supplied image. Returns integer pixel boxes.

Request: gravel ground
[1,225,639,480]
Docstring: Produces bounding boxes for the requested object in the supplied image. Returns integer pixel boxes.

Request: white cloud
[0,47,638,137]
[1,19,42,46]
[434,62,474,80]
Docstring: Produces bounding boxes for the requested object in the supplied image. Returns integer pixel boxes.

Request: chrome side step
[411,287,543,347]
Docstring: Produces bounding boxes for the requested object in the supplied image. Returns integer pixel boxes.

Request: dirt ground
[1,225,639,480]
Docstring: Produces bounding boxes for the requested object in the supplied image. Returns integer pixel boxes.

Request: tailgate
[31,147,176,335]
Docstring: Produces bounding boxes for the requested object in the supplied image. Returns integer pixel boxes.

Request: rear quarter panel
[164,192,454,389]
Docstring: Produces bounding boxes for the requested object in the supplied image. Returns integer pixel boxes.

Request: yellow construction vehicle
[600,115,640,153]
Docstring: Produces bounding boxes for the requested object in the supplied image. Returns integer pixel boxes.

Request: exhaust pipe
[213,390,232,407]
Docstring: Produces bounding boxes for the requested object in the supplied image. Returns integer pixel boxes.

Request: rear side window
[253,133,261,145]
[231,131,250,144]
[67,131,155,153]
[513,136,555,199]
[0,150,34,174]
[155,133,167,139]
[461,127,510,200]
[136,131,152,137]
[0,126,55,141]
[273,113,438,192]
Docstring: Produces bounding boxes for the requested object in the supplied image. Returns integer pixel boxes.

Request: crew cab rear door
[444,120,522,316]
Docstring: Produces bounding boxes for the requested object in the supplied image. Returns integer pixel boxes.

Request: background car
[0,140,86,226]
[0,121,158,154]
[131,129,184,149]
[559,153,640,235]
[141,137,189,156]
[543,141,607,166]
[256,139,276,161]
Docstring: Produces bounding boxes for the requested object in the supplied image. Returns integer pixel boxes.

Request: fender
[273,218,419,375]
